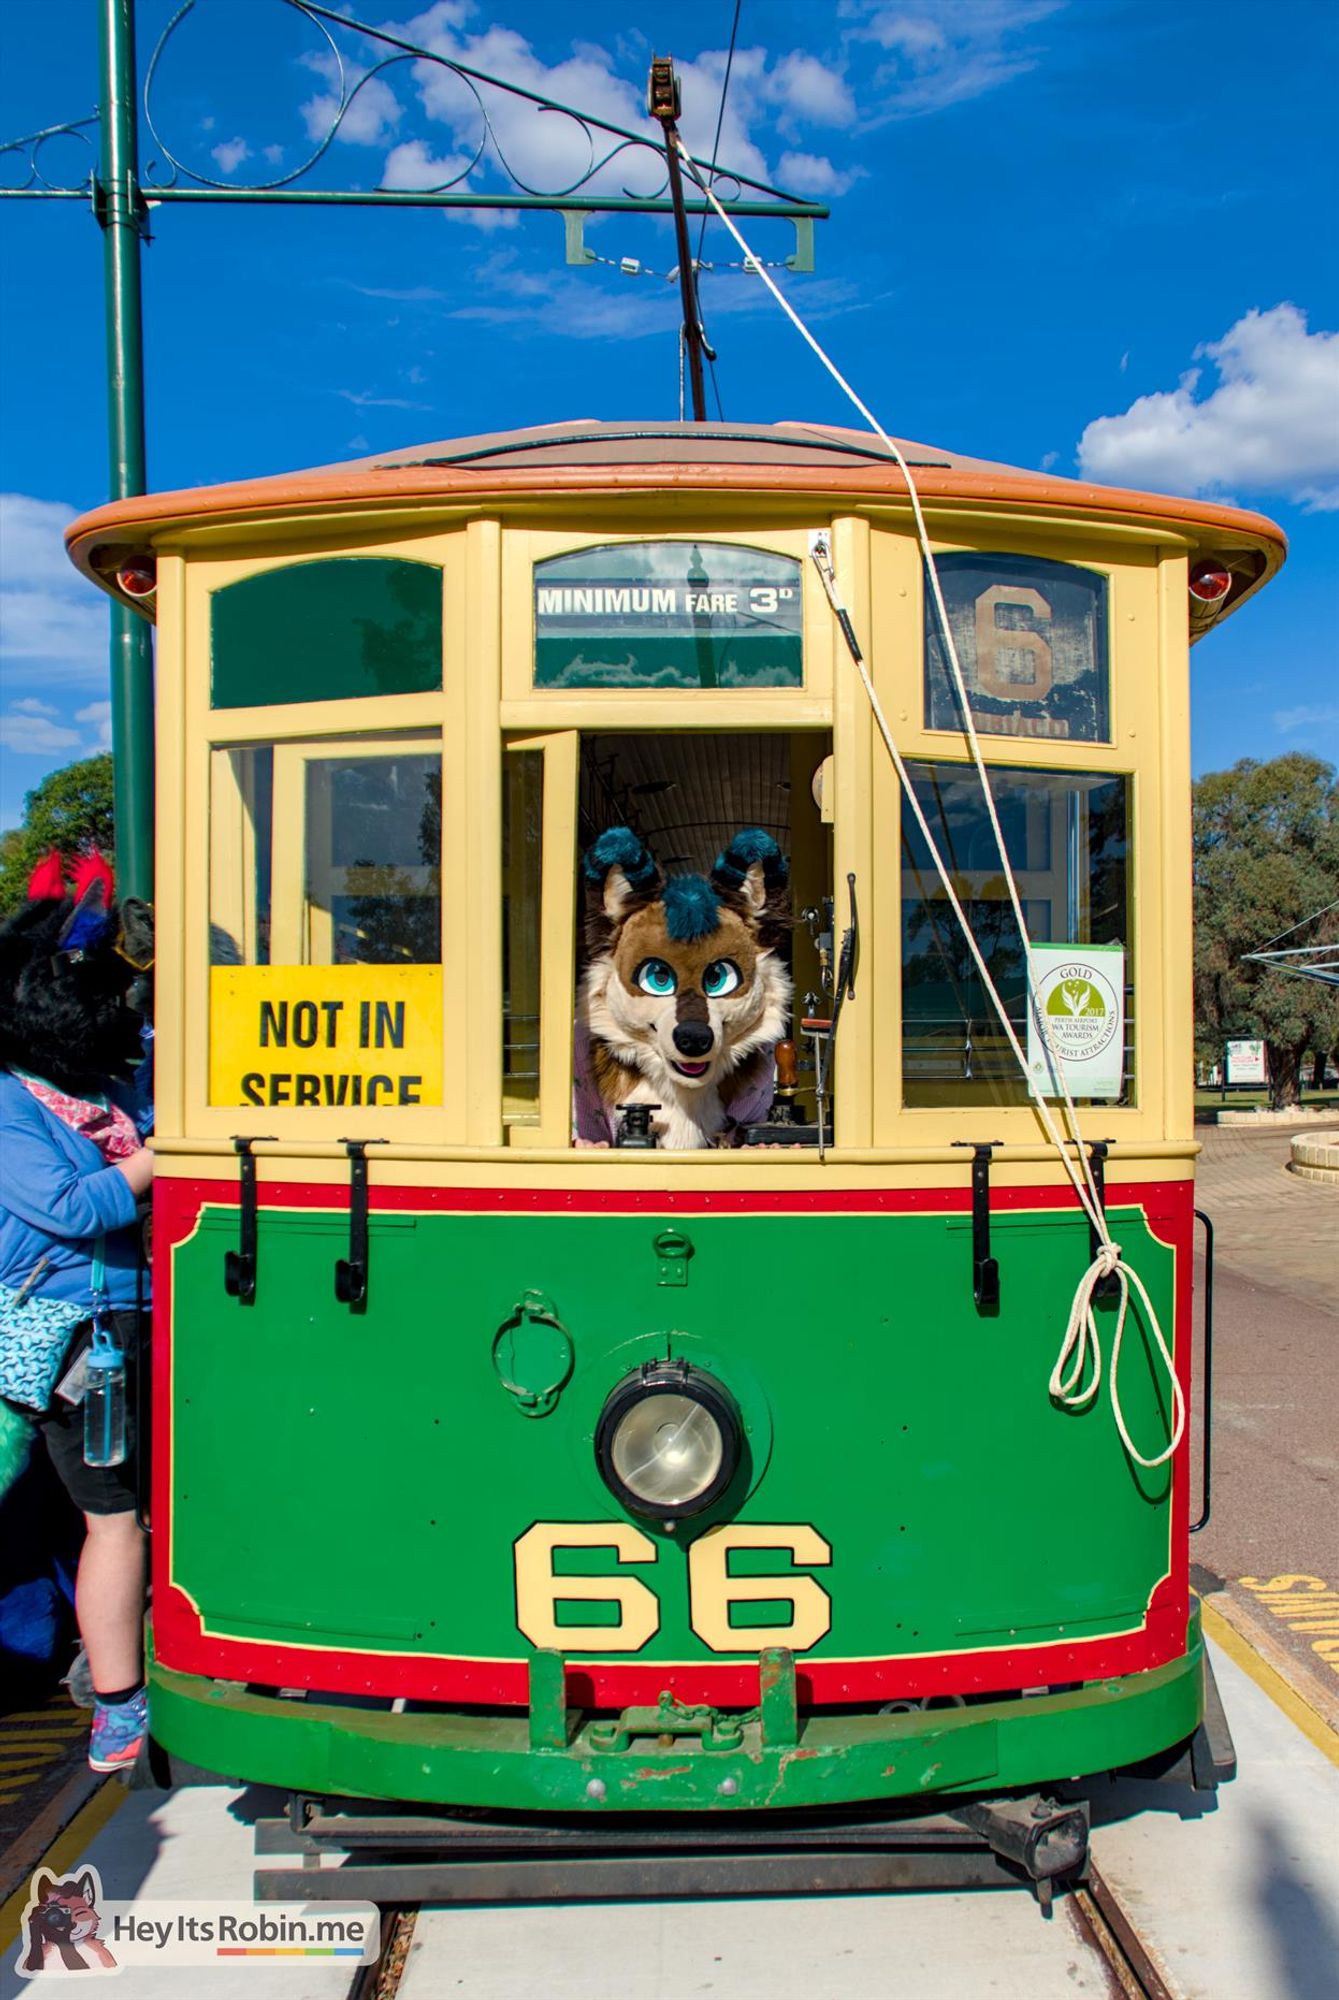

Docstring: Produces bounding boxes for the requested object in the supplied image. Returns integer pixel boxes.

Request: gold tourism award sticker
[1027,944,1126,1100]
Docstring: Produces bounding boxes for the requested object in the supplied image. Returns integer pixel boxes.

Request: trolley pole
[96,0,154,900]
[648,58,708,424]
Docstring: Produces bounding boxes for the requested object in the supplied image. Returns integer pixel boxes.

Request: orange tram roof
[65,419,1286,634]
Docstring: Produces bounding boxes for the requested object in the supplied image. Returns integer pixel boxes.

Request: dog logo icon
[16,1867,117,1977]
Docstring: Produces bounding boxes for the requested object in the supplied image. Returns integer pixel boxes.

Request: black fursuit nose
[673,1021,714,1057]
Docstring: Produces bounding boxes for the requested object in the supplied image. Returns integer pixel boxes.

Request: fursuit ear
[581,827,663,943]
[711,828,791,943]
[56,878,113,957]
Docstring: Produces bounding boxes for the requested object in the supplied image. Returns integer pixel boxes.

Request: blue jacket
[0,1071,149,1312]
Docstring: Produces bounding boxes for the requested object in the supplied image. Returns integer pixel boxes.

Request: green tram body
[67,421,1284,1816]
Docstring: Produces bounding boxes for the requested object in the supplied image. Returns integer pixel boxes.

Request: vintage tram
[67,419,1283,1889]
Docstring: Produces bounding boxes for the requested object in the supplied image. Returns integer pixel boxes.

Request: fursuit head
[578,826,791,1150]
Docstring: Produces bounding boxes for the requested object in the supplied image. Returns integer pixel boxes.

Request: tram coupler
[951,1794,1090,1890]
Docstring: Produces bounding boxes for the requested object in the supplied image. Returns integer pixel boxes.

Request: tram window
[208,738,443,1109]
[925,554,1110,743]
[502,751,543,1127]
[534,543,803,689]
[211,744,442,966]
[901,763,1131,1107]
[210,558,443,709]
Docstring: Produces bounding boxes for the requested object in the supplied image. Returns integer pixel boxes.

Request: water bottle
[84,1324,127,1468]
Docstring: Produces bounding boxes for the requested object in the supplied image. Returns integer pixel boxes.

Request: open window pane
[901,762,1131,1106]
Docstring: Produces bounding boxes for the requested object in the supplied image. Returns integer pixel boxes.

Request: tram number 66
[513,1522,833,1653]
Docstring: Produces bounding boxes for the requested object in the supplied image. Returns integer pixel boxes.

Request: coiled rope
[680,146,1184,1467]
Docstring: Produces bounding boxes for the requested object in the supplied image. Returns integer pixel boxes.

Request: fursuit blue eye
[702,959,742,998]
[634,958,678,997]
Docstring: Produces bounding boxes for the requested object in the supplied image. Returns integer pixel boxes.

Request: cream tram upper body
[65,419,1285,1192]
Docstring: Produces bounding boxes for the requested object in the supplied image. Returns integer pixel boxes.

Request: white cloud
[776,151,862,197]
[300,54,404,148]
[1077,304,1339,510]
[765,52,856,129]
[0,705,81,756]
[845,0,1064,118]
[379,11,856,213]
[381,138,472,191]
[262,143,285,166]
[210,137,252,175]
[336,388,431,410]
[1274,703,1339,736]
[76,700,113,750]
[0,494,108,689]
[11,696,59,717]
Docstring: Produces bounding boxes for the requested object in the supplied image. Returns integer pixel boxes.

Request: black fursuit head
[0,855,152,1095]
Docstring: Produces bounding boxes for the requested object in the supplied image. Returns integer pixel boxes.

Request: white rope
[681,146,1183,1467]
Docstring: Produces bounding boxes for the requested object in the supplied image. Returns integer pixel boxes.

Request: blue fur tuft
[662,876,720,943]
[582,827,657,892]
[712,827,789,894]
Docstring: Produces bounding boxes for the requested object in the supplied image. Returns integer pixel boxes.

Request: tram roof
[66,418,1286,629]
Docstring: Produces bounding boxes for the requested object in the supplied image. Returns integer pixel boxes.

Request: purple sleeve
[725,1053,777,1129]
[572,1021,616,1143]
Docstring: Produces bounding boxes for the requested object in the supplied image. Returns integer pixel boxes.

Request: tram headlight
[596,1363,741,1520]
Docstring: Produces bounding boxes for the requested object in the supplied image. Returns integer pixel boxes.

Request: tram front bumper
[147,1614,1206,1814]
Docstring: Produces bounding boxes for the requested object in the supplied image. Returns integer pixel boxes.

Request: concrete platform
[4,1637,1336,1999]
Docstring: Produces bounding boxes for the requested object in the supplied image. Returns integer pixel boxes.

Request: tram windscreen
[900,763,1131,1106]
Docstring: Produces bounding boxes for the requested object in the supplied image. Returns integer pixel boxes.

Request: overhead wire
[677,142,1183,1468]
[694,0,743,420]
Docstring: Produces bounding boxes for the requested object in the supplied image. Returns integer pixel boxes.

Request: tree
[0,755,115,917]
[1194,755,1339,1108]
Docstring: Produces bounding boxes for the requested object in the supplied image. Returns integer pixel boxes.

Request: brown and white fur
[577,828,791,1150]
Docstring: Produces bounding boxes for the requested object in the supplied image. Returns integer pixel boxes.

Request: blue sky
[2,0,1336,832]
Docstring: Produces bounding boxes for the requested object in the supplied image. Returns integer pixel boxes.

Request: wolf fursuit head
[576,826,791,1149]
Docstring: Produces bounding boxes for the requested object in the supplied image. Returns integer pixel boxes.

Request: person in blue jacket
[0,862,154,1772]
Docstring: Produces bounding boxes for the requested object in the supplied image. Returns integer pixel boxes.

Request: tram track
[351,1862,1177,2000]
[1070,1865,1176,2000]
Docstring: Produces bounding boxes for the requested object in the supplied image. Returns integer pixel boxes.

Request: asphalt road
[1189,1121,1339,1716]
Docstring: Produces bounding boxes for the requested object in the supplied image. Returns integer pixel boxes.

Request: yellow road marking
[1200,1598,1339,1769]
[0,1712,85,1728]
[0,1781,126,1956]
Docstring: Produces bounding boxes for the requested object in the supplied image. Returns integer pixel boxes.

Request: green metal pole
[97,0,154,900]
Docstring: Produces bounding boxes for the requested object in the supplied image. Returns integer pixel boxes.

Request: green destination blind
[533,542,803,689]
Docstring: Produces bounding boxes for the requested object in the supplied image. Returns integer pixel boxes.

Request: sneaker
[89,1689,148,1772]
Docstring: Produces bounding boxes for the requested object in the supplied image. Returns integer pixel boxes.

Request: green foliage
[0,755,115,917]
[1193,754,1339,1106]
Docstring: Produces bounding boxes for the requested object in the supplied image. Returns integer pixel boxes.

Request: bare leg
[76,1512,146,1694]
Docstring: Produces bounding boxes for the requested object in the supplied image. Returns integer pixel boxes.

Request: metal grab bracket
[953,1141,1001,1310]
[589,1689,752,1754]
[223,1136,274,1304]
[333,1139,387,1310]
[1191,1208,1215,1533]
[654,1229,693,1287]
[1087,1141,1120,1300]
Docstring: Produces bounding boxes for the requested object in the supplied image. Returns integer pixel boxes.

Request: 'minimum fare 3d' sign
[1026,945,1126,1101]
[210,967,443,1107]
